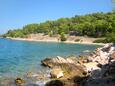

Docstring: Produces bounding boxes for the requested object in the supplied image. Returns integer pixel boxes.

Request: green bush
[93,39,107,43]
[106,32,115,44]
[60,32,67,41]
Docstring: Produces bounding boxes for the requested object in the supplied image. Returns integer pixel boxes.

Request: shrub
[60,32,67,41]
[106,32,115,44]
[93,39,107,43]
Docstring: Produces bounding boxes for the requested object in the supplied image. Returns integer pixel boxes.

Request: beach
[7,34,105,45]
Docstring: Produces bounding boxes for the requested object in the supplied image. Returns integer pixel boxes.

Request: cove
[0,38,101,77]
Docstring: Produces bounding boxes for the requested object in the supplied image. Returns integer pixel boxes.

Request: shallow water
[0,38,101,77]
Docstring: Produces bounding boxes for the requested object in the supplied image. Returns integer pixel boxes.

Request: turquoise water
[0,38,101,77]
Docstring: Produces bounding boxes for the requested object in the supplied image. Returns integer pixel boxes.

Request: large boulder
[41,56,79,68]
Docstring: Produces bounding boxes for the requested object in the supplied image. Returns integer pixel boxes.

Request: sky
[0,0,114,34]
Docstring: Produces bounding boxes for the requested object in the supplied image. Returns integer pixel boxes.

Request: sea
[0,38,101,78]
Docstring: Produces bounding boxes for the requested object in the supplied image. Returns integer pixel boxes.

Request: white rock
[109,46,115,53]
[83,62,101,72]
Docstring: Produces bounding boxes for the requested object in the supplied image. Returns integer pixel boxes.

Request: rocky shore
[0,44,115,86]
[41,44,115,86]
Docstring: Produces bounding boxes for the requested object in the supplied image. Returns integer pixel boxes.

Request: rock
[36,81,46,86]
[26,72,33,78]
[84,78,115,86]
[46,80,64,86]
[83,62,102,79]
[83,50,90,53]
[110,52,115,62]
[44,44,115,86]
[73,76,88,86]
[88,44,115,65]
[41,58,53,68]
[83,62,101,72]
[41,56,79,68]
[1,79,10,86]
[103,61,115,78]
[50,67,64,78]
[46,71,88,86]
[25,83,39,86]
[15,77,25,86]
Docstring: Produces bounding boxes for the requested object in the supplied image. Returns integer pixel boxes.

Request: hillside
[3,12,115,43]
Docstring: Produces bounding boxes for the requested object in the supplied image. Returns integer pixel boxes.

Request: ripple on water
[0,38,102,78]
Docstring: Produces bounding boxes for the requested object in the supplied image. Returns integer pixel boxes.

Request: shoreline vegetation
[2,12,115,44]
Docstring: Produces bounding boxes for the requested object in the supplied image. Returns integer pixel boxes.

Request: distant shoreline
[7,37,106,46]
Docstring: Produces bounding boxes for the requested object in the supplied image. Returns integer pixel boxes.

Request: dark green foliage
[105,32,115,44]
[3,12,115,43]
[93,32,115,44]
[93,39,107,43]
[60,32,67,41]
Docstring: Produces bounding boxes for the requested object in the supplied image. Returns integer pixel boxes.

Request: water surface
[0,38,101,77]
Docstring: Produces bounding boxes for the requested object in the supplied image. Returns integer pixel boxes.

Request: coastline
[8,37,106,46]
[0,38,114,86]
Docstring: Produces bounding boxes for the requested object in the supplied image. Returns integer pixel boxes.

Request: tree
[60,32,66,41]
[106,32,115,44]
[3,12,115,43]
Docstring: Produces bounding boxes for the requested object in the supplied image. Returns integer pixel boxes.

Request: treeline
[3,12,115,43]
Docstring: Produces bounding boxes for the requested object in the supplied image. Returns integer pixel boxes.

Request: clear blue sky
[0,0,114,34]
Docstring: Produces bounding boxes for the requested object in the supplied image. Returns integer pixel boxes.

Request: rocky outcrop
[88,44,115,65]
[41,56,79,68]
[83,62,101,72]
[42,44,115,86]
[4,44,114,86]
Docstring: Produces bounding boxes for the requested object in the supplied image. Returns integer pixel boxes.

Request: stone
[26,72,33,78]
[83,62,101,72]
[41,56,80,69]
[46,80,64,86]
[15,77,25,86]
[87,44,115,65]
[110,52,115,62]
[1,79,10,86]
[50,67,64,78]
[44,44,115,86]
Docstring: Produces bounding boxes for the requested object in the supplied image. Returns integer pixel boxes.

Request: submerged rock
[15,77,25,86]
